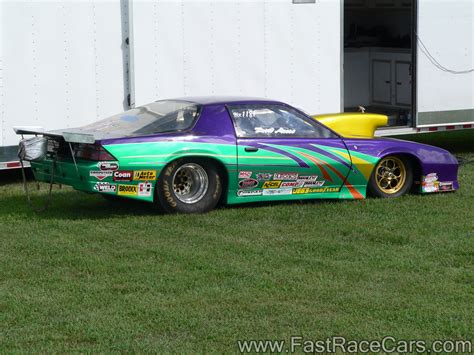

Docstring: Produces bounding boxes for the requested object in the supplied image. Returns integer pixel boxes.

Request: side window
[228,105,337,139]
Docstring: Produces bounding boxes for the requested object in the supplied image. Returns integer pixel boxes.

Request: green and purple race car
[15,97,459,213]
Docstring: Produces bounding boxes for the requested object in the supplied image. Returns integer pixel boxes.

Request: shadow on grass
[0,189,159,220]
[0,183,360,221]
[0,168,34,186]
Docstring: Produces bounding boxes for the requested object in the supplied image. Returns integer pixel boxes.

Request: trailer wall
[0,0,126,147]
[417,0,474,126]
[132,0,342,115]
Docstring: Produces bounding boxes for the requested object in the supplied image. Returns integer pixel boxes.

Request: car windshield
[63,100,200,139]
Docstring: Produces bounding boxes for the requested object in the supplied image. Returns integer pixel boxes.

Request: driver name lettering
[254,127,296,135]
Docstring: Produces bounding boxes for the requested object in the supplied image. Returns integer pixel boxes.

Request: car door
[227,104,353,200]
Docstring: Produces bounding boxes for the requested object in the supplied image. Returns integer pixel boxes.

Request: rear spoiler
[14,126,96,144]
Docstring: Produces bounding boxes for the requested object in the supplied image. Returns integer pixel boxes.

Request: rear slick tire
[156,159,222,214]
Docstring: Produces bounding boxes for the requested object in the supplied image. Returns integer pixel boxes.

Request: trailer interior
[344,0,415,129]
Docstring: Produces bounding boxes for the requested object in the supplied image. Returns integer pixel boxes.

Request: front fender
[344,138,459,192]
[378,142,458,182]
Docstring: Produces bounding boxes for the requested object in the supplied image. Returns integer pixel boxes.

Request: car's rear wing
[14,126,95,144]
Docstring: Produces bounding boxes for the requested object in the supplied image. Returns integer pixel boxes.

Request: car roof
[171,96,286,106]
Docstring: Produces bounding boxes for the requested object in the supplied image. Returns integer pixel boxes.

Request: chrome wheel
[172,163,209,204]
[375,156,407,195]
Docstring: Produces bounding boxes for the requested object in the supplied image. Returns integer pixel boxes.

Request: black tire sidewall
[156,159,222,213]
[368,156,413,198]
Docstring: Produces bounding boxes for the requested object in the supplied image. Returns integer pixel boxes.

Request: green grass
[0,131,473,352]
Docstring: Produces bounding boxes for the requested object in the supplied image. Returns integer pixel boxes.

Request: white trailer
[1,0,473,170]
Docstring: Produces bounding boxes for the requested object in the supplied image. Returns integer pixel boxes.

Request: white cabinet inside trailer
[344,50,371,107]
[372,60,392,105]
[395,61,411,106]
[131,0,342,115]
[370,50,412,107]
[344,48,411,109]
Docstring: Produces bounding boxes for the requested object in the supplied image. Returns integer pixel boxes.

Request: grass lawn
[0,131,473,352]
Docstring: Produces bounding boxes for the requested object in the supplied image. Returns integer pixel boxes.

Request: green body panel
[32,159,101,192]
[31,140,380,205]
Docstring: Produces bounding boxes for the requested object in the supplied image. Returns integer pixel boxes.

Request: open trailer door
[416,0,474,132]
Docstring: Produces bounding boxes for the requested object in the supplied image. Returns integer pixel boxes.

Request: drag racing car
[15,97,459,213]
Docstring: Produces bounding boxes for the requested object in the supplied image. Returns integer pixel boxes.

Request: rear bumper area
[32,159,98,191]
[30,159,155,202]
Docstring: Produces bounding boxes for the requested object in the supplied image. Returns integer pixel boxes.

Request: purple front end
[343,137,459,193]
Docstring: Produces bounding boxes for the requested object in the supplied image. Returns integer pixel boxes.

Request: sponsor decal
[424,173,438,183]
[304,180,325,187]
[117,184,138,196]
[90,170,113,181]
[133,170,157,181]
[93,182,117,193]
[422,174,440,193]
[273,172,298,180]
[422,182,439,193]
[239,178,259,189]
[238,171,253,179]
[297,175,319,183]
[113,170,133,181]
[237,189,263,197]
[138,182,153,197]
[262,188,293,196]
[439,182,454,192]
[98,161,119,171]
[262,180,282,189]
[256,173,272,181]
[281,181,304,188]
[293,187,340,194]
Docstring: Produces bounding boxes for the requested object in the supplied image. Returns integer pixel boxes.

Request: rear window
[71,100,200,138]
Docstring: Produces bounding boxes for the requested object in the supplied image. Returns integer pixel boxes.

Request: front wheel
[368,155,413,198]
[156,159,222,213]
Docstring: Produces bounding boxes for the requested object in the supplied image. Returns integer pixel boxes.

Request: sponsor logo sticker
[422,182,439,193]
[98,161,119,171]
[262,180,282,189]
[138,182,153,197]
[439,182,454,191]
[262,188,293,196]
[238,171,253,179]
[424,173,438,183]
[113,170,133,181]
[239,178,259,189]
[133,170,157,181]
[90,170,113,181]
[281,181,304,188]
[117,184,138,196]
[297,175,319,183]
[273,172,298,180]
[293,187,340,194]
[93,182,117,193]
[237,189,263,197]
[422,174,440,193]
[256,173,272,181]
[304,180,325,187]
